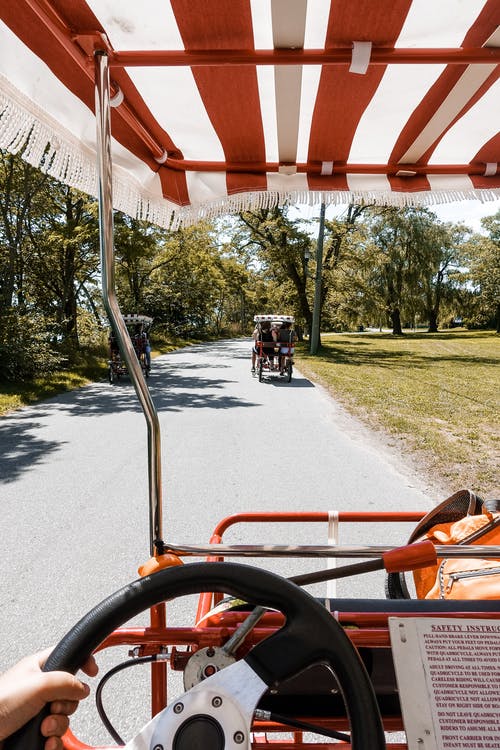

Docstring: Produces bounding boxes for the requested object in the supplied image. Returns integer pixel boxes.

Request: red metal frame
[62,510,500,749]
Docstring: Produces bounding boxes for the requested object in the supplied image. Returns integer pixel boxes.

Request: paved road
[0,338,436,742]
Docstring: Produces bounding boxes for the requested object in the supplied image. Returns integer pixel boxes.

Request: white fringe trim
[0,74,177,228]
[171,186,500,228]
[1,74,499,230]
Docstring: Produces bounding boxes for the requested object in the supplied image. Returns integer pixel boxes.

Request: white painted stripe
[186,171,228,206]
[128,67,225,161]
[346,174,392,193]
[400,64,498,164]
[251,0,274,49]
[87,0,184,50]
[304,0,330,48]
[272,0,307,164]
[326,511,339,601]
[87,0,185,50]
[256,67,279,162]
[296,65,322,163]
[394,0,487,48]
[427,174,475,193]
[266,171,309,192]
[349,65,446,163]
[430,78,500,163]
[274,65,303,162]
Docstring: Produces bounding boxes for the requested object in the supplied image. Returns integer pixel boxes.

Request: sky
[292,197,500,234]
[429,198,500,233]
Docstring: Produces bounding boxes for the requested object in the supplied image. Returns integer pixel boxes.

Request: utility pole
[310,202,325,355]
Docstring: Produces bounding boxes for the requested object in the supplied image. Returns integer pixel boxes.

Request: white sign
[389,618,500,750]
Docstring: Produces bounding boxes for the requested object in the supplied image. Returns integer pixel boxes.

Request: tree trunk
[427,309,438,333]
[390,307,403,335]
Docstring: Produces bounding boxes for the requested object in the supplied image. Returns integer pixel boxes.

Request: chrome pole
[160,543,500,559]
[94,52,163,556]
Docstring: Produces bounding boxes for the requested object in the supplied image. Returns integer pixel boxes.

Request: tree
[365,206,464,334]
[464,211,500,331]
[414,220,468,333]
[143,222,232,336]
[0,151,48,311]
[114,213,176,311]
[236,207,313,333]
[27,185,100,347]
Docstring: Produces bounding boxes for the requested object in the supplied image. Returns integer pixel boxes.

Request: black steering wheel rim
[5,562,385,750]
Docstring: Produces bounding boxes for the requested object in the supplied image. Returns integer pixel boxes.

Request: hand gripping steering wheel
[5,562,385,750]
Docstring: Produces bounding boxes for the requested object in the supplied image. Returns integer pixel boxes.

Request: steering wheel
[5,562,385,750]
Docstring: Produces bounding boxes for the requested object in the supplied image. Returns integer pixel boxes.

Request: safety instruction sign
[389,618,500,750]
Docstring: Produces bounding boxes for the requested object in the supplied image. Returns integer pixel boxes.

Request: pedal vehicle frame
[108,314,153,384]
[254,315,296,383]
[52,510,500,750]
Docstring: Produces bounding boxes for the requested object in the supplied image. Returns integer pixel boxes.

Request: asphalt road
[0,338,436,743]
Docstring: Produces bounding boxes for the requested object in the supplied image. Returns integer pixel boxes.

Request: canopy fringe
[0,74,177,228]
[172,186,500,228]
[2,75,499,231]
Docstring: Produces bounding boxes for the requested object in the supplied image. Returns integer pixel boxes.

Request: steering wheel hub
[173,714,224,750]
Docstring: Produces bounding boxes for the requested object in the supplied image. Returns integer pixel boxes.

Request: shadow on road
[254,375,314,388]
[0,341,316,482]
[0,415,62,484]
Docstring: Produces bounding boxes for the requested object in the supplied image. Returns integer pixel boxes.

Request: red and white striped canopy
[1,1,499,227]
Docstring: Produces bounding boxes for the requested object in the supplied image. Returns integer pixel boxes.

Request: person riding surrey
[251,320,276,372]
[278,321,297,373]
[108,328,119,358]
[133,323,151,369]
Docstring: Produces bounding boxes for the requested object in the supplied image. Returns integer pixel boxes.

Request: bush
[0,309,64,381]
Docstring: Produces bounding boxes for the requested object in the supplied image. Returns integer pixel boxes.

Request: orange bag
[410,490,500,600]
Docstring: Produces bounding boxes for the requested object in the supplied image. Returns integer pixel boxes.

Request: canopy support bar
[94,51,163,557]
[111,47,500,67]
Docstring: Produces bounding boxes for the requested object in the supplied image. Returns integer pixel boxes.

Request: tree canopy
[1,149,498,380]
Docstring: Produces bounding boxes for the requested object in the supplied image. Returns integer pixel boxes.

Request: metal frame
[94,51,163,557]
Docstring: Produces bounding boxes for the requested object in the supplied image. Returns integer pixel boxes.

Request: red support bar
[111,47,500,68]
[164,158,493,175]
[211,511,425,537]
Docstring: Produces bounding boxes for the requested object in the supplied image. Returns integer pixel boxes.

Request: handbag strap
[408,489,483,544]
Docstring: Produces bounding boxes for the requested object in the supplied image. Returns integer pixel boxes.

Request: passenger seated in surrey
[251,320,277,372]
[278,321,297,374]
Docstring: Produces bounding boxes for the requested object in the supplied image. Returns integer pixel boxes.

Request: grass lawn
[295,330,499,497]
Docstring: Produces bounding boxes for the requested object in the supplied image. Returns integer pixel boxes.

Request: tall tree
[114,213,176,311]
[27,185,100,346]
[417,221,468,332]
[236,207,312,332]
[464,211,500,331]
[0,151,48,310]
[366,206,460,334]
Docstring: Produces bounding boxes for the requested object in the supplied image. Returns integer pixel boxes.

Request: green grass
[0,356,107,414]
[295,330,499,496]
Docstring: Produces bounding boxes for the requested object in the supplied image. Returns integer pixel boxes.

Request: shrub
[0,309,64,381]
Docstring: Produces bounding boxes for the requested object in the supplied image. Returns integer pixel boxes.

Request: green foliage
[0,309,63,380]
[236,207,312,330]
[2,148,499,386]
[462,212,500,332]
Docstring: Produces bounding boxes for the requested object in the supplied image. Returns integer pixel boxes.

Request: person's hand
[0,649,98,750]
